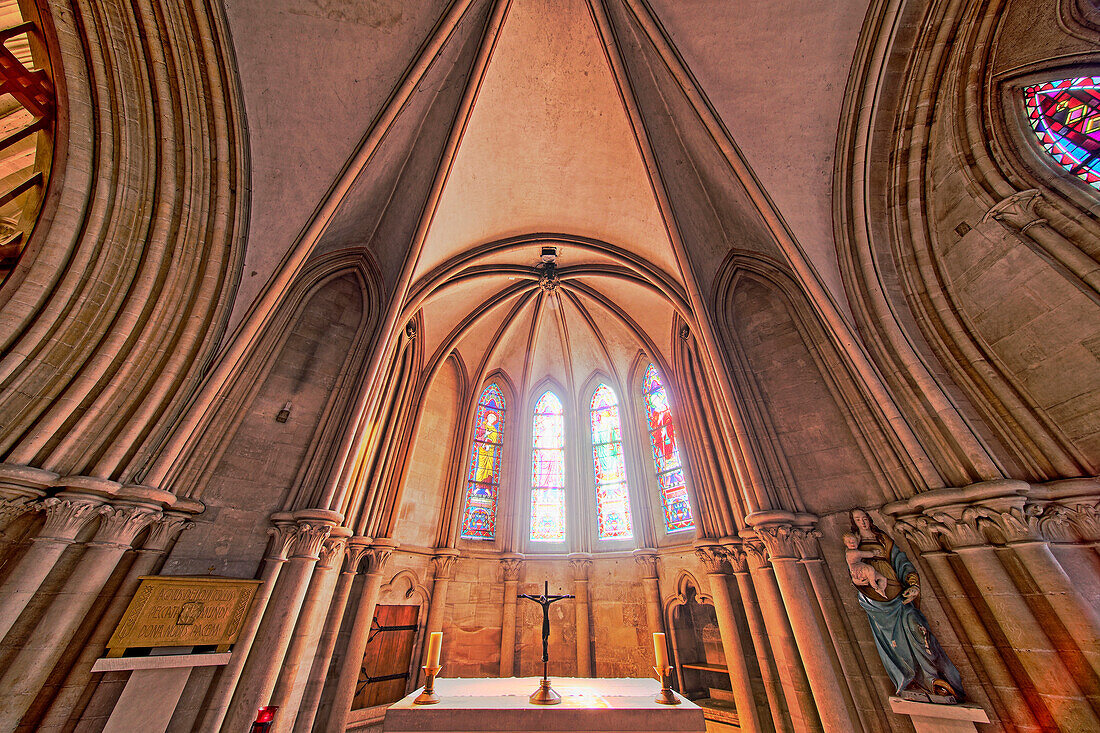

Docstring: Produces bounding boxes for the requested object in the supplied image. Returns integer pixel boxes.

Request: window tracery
[590,384,633,541]
[459,384,505,540]
[642,364,695,533]
[530,390,566,542]
[1023,77,1100,191]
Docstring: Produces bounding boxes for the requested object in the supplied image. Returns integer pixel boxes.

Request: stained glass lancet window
[530,391,566,542]
[459,384,505,540]
[591,384,633,540]
[642,365,695,533]
[1024,77,1100,190]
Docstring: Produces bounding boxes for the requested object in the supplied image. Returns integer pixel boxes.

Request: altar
[382,677,705,733]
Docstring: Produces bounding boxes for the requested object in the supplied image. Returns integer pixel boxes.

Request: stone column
[569,553,593,677]
[199,517,296,733]
[930,509,1100,731]
[323,538,396,733]
[893,516,1038,729]
[499,554,524,677]
[0,501,160,730]
[424,550,460,640]
[294,536,371,733]
[38,513,193,730]
[753,518,860,733]
[743,539,820,732]
[633,549,665,637]
[222,511,339,733]
[726,542,792,733]
[270,530,348,732]
[694,542,763,733]
[0,494,104,641]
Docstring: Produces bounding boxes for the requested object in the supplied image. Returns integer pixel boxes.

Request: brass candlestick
[653,666,680,705]
[414,665,442,704]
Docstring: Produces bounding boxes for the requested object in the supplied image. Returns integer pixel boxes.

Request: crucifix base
[529,678,562,705]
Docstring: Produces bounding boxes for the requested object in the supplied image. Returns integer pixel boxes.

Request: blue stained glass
[1024,78,1100,190]
[591,385,633,540]
[531,391,566,542]
[642,365,695,533]
[460,385,505,540]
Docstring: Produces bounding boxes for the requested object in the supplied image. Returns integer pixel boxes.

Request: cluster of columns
[197,509,397,733]
[0,467,193,731]
[693,509,882,733]
[888,479,1100,732]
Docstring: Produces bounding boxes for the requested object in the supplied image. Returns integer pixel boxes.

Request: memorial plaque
[106,576,261,656]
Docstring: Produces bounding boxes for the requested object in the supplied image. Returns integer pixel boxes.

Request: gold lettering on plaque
[106,576,261,656]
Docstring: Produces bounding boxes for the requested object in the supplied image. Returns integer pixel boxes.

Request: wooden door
[352,604,420,709]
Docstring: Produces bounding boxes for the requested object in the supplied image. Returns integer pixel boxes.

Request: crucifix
[518,580,574,704]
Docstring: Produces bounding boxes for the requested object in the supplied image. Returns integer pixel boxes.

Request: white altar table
[382,677,706,733]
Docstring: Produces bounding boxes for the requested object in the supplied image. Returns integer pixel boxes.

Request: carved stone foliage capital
[1066,502,1100,543]
[362,545,394,575]
[91,505,161,549]
[792,528,823,560]
[754,523,803,560]
[0,496,37,530]
[500,557,524,582]
[743,540,769,570]
[694,545,731,575]
[141,514,193,553]
[37,497,105,542]
[343,538,372,573]
[1030,503,1078,544]
[984,189,1047,234]
[569,557,593,581]
[926,511,986,549]
[266,521,297,561]
[431,553,459,580]
[633,553,659,578]
[892,516,944,554]
[317,536,348,569]
[289,521,333,560]
[725,547,749,573]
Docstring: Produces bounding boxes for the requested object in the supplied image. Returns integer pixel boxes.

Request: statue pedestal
[889,697,989,733]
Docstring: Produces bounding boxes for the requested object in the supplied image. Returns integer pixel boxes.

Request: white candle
[426,631,443,669]
[652,632,668,670]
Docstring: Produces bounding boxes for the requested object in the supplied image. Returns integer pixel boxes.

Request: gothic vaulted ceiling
[220,0,870,352]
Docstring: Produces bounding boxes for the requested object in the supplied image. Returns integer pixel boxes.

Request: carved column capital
[289,521,333,560]
[89,505,161,549]
[892,515,945,553]
[500,555,525,582]
[1060,501,1100,543]
[0,496,38,531]
[568,553,593,581]
[266,519,298,562]
[37,496,104,542]
[1029,503,1079,544]
[317,536,348,569]
[984,189,1047,234]
[742,539,770,570]
[792,528,823,560]
[140,513,193,554]
[632,550,659,579]
[926,510,986,549]
[754,523,802,560]
[362,541,396,575]
[431,550,460,580]
[343,536,372,573]
[694,543,731,575]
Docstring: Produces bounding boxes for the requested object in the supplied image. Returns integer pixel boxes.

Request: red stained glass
[531,391,566,542]
[1024,77,1100,190]
[643,365,695,533]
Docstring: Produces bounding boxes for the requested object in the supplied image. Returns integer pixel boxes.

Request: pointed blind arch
[642,365,695,533]
[460,384,506,540]
[1024,77,1100,190]
[591,384,633,541]
[530,390,566,542]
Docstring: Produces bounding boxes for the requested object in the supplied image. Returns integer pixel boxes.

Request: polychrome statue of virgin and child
[846,508,965,704]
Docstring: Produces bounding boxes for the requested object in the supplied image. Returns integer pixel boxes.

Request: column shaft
[222,555,319,732]
[270,556,341,731]
[323,563,389,732]
[706,572,763,733]
[500,578,519,677]
[574,577,593,676]
[734,570,792,733]
[294,565,360,733]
